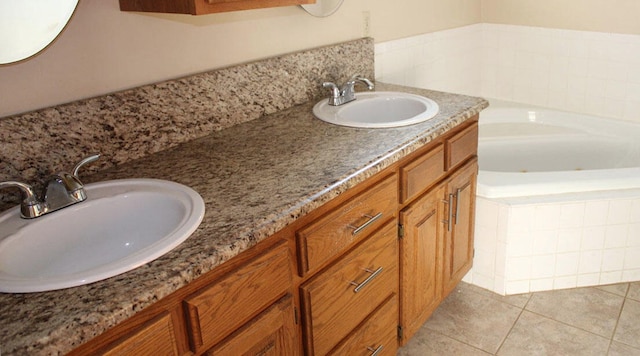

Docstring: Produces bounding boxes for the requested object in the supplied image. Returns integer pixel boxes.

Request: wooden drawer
[301,220,398,356]
[400,143,445,204]
[329,295,398,356]
[297,174,397,275]
[101,311,182,356]
[446,122,478,171]
[184,241,292,352]
[206,295,297,356]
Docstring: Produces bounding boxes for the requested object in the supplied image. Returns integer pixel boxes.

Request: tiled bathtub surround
[377,24,640,294]
[375,24,483,99]
[468,190,640,295]
[0,38,374,211]
[482,24,640,122]
[376,23,640,124]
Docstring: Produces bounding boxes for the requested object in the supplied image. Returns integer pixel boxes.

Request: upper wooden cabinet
[119,0,315,15]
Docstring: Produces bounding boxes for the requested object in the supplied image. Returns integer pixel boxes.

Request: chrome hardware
[367,345,384,356]
[443,194,454,232]
[322,74,374,106]
[348,212,383,236]
[454,188,462,225]
[350,267,383,293]
[0,181,45,218]
[0,154,100,218]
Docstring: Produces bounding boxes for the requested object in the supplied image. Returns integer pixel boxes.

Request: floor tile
[497,311,610,356]
[461,282,532,308]
[614,299,640,349]
[525,287,624,337]
[398,327,491,356]
[608,341,640,356]
[423,285,522,354]
[627,282,640,301]
[597,283,629,297]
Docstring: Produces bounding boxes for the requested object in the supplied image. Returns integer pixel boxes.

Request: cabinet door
[206,295,297,356]
[442,160,477,297]
[399,185,445,345]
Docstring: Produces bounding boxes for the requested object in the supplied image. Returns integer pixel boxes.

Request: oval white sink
[0,179,205,293]
[312,91,439,128]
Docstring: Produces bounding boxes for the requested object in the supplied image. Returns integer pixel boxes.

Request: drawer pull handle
[367,345,384,356]
[349,212,383,236]
[350,267,383,293]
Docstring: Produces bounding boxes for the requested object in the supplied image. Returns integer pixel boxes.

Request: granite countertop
[0,83,488,355]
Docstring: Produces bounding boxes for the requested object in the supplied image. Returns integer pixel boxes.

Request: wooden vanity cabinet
[119,0,314,15]
[69,239,296,356]
[70,115,480,356]
[398,119,478,345]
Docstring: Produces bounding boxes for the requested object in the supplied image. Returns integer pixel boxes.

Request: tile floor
[398,282,640,355]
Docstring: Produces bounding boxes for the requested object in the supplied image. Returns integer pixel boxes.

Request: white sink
[0,179,205,293]
[312,91,439,128]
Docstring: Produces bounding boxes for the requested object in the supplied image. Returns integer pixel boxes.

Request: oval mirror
[0,0,78,65]
[300,0,344,17]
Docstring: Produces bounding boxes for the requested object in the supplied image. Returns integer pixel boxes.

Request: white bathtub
[477,105,640,198]
[467,101,640,295]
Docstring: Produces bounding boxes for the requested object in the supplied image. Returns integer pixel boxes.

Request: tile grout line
[605,283,630,354]
[493,291,533,355]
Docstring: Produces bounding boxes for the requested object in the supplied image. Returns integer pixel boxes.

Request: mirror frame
[300,0,344,17]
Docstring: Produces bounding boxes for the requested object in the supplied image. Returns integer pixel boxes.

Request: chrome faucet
[322,75,374,106]
[0,154,100,219]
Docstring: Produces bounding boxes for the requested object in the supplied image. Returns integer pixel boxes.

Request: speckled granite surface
[0,38,374,211]
[0,81,488,355]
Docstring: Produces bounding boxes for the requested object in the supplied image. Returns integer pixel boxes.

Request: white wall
[482,0,640,35]
[0,0,481,118]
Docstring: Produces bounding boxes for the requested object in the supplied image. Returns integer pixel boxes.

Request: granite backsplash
[0,38,374,211]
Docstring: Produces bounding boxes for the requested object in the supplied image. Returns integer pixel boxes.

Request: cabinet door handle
[367,345,384,356]
[350,267,383,293]
[348,212,383,236]
[443,193,454,232]
[454,188,462,225]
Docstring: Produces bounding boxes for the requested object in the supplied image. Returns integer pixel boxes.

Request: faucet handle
[72,154,100,178]
[0,181,46,218]
[348,75,375,90]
